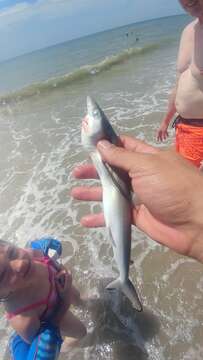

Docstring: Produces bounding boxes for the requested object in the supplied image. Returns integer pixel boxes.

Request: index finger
[120,135,158,154]
[72,164,98,179]
[97,140,156,174]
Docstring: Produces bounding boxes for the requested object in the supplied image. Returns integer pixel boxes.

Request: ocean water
[1,14,203,360]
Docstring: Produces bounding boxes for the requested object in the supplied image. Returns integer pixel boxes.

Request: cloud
[0,3,32,28]
[0,0,93,27]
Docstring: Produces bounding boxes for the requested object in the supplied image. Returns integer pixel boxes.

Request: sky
[0,0,184,62]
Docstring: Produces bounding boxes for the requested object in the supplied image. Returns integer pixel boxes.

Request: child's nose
[10,259,28,278]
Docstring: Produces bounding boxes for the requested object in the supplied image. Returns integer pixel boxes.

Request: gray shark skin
[81,96,142,312]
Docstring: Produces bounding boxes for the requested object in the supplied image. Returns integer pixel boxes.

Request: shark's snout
[86,96,95,111]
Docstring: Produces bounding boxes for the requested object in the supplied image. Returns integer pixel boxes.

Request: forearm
[162,87,177,125]
[71,285,82,306]
[51,287,82,326]
[53,266,79,325]
[188,180,203,263]
[50,299,70,327]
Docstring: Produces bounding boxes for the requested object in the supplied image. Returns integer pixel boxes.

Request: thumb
[97,139,151,173]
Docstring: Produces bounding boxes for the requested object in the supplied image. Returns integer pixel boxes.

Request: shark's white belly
[102,183,131,280]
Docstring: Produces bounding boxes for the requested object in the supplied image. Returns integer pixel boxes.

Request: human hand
[55,269,72,308]
[71,135,203,262]
[156,122,169,142]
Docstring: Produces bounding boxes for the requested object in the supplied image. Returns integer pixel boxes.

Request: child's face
[0,244,34,300]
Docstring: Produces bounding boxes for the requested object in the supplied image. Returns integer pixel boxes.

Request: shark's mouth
[82,116,89,132]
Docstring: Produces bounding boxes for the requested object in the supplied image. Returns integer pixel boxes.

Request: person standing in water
[156,0,203,169]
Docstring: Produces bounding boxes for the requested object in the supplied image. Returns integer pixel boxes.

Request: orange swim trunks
[175,119,203,167]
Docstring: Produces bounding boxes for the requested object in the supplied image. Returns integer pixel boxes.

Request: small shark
[81,96,142,312]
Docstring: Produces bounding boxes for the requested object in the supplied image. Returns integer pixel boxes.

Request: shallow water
[1,14,203,360]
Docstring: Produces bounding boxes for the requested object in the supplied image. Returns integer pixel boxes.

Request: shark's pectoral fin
[107,226,116,248]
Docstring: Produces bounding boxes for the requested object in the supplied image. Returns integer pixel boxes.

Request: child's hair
[0,239,14,303]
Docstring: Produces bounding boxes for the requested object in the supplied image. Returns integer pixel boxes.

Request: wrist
[186,223,203,263]
[187,179,203,262]
[162,117,171,126]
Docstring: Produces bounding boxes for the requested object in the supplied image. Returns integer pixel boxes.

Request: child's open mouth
[82,116,89,132]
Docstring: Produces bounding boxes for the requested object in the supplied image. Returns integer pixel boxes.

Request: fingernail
[97,140,111,149]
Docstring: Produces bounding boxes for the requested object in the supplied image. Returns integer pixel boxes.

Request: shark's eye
[93,109,99,116]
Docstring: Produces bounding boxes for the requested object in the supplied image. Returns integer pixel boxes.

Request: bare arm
[156,74,180,142]
[51,269,73,326]
[53,270,86,342]
[10,314,40,344]
[162,85,177,125]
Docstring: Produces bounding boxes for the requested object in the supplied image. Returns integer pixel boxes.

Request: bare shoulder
[10,313,39,327]
[177,20,196,74]
[181,20,196,38]
[10,313,40,342]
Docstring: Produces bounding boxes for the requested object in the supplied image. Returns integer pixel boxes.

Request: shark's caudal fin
[106,278,143,312]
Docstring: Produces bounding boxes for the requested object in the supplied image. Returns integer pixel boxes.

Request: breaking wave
[0,40,171,104]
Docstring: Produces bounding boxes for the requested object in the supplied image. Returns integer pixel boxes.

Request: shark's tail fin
[106,278,142,312]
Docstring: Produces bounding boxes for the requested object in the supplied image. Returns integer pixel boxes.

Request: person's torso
[176,20,203,119]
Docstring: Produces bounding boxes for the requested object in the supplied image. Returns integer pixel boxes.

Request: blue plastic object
[27,236,62,257]
[9,237,63,360]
